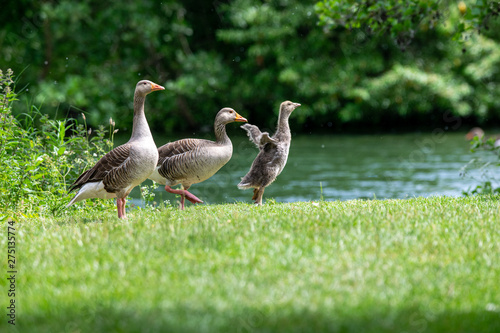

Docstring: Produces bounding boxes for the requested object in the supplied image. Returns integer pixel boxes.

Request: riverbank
[3,196,500,332]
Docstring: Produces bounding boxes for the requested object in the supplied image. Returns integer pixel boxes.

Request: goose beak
[151,83,165,91]
[234,112,248,122]
[292,102,301,109]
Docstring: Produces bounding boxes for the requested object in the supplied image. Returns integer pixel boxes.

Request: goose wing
[157,138,208,181]
[157,138,202,163]
[68,144,131,192]
[241,124,278,149]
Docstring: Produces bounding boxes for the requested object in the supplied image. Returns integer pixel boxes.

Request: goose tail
[66,191,81,208]
[237,181,254,190]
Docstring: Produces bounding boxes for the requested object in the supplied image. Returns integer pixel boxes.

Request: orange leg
[117,197,127,219]
[164,185,203,210]
[121,198,127,218]
[117,198,123,218]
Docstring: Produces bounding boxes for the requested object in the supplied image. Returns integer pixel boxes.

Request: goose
[67,80,164,218]
[238,101,301,205]
[148,108,247,210]
[465,127,500,148]
[465,127,485,141]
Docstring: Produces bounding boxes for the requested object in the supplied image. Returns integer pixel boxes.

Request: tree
[2,0,500,134]
[316,0,500,49]
[0,0,201,130]
[216,0,500,130]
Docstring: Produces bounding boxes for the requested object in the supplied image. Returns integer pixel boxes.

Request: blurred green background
[1,0,500,135]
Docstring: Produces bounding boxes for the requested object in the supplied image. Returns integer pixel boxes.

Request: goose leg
[164,185,203,210]
[116,198,127,219]
[253,187,265,206]
[117,198,123,218]
[182,185,203,204]
[180,192,186,210]
[183,191,203,204]
[252,188,259,201]
[121,198,127,219]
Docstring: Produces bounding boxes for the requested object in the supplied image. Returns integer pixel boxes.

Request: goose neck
[130,93,153,141]
[275,111,291,140]
[214,121,230,145]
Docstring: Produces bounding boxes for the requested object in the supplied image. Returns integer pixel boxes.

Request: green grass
[2,196,500,332]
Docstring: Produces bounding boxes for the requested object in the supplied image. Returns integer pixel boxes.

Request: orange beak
[151,82,165,91]
[234,112,248,122]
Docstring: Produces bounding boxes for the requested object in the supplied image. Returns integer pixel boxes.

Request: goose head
[135,80,165,96]
[280,101,301,115]
[216,108,248,124]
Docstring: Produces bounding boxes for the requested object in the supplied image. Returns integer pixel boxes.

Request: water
[129,132,495,206]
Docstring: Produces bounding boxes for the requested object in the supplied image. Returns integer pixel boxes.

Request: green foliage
[342,64,473,122]
[1,0,195,130]
[0,69,115,217]
[460,0,500,34]
[2,0,500,133]
[216,0,500,128]
[216,0,330,125]
[3,197,500,332]
[316,0,500,47]
[461,135,500,196]
[139,182,160,207]
[316,0,439,48]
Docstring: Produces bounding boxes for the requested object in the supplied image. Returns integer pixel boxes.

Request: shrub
[461,135,500,195]
[0,69,116,218]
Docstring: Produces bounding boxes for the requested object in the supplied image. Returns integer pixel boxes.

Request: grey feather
[238,101,300,205]
[152,107,247,193]
[241,123,277,148]
[67,80,162,208]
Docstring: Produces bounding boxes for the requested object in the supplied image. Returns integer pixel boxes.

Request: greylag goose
[466,127,500,147]
[238,101,301,205]
[465,127,485,141]
[67,80,164,218]
[148,108,247,210]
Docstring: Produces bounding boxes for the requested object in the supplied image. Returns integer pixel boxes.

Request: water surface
[130,132,495,206]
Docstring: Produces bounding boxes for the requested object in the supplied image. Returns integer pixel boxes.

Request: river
[129,131,498,206]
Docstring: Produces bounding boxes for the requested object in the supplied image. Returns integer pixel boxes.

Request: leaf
[58,146,66,156]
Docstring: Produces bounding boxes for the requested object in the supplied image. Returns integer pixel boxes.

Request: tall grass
[0,69,116,218]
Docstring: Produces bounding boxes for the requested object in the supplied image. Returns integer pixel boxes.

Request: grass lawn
[2,196,500,332]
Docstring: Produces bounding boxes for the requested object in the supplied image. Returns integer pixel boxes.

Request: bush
[461,135,500,195]
[0,69,116,218]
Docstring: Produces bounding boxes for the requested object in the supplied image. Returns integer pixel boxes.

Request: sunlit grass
[2,196,500,332]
